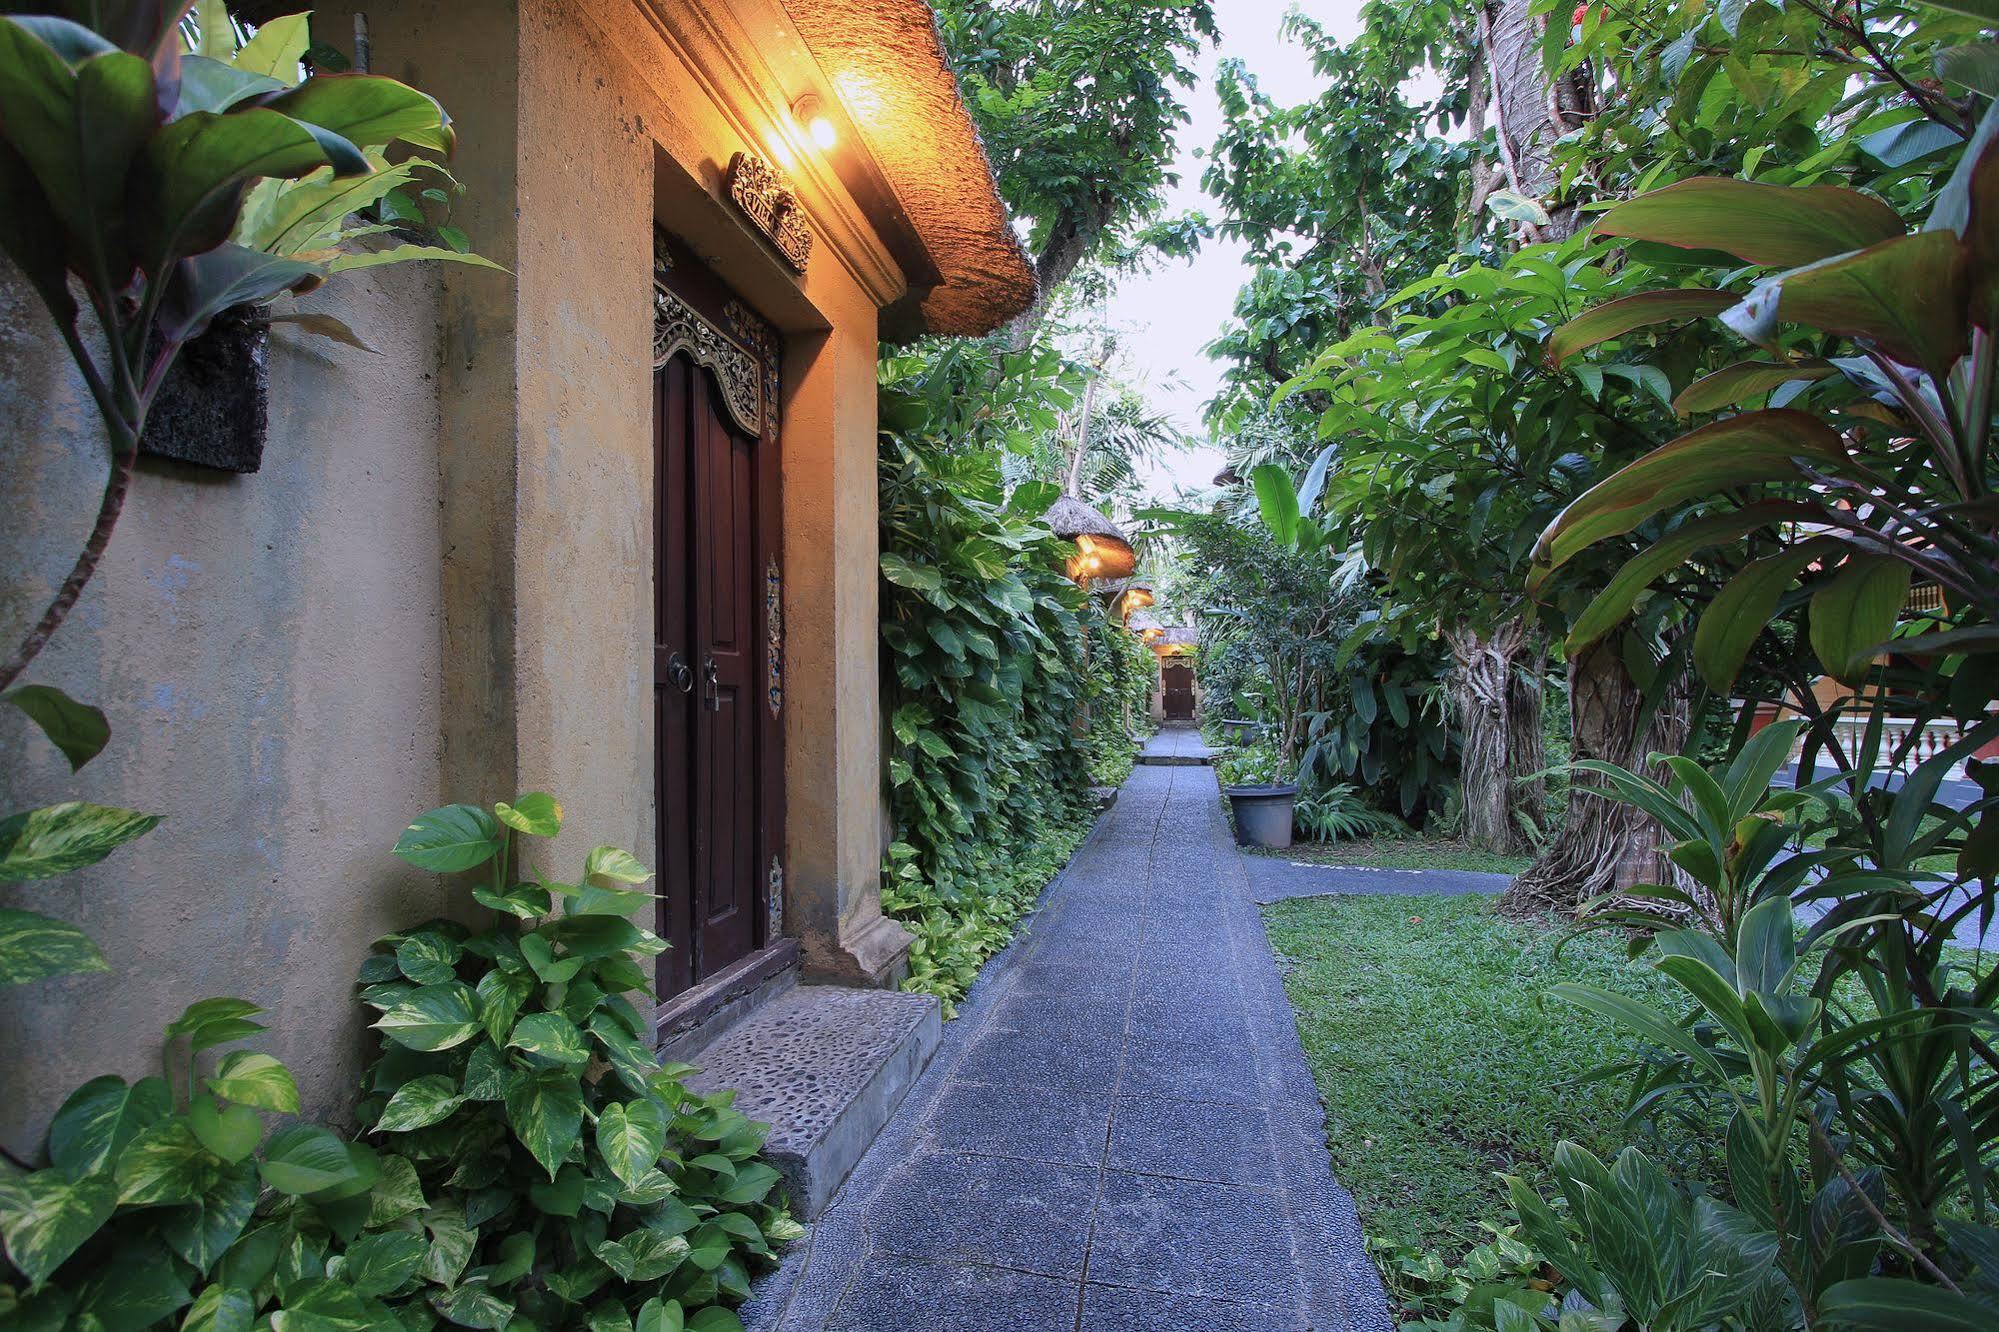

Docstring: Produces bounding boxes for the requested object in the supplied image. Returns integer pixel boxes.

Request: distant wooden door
[653,232,784,998]
[1162,662,1195,720]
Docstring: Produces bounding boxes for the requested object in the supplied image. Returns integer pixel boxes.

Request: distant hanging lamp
[1044,495,1137,585]
[1112,582,1155,622]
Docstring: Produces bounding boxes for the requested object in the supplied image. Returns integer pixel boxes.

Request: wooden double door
[652,233,783,999]
[1162,662,1196,720]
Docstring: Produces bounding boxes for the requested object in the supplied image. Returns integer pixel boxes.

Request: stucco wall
[0,262,452,1153]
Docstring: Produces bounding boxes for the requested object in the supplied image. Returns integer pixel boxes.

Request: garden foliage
[877,347,1113,1007]
[0,796,793,1329]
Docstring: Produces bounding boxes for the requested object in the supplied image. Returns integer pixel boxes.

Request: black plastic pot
[1226,783,1297,848]
[1219,718,1261,744]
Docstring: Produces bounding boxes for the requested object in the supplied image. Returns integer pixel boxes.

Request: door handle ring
[666,651,695,694]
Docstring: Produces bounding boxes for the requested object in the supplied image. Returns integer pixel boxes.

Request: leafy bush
[1294,784,1404,843]
[1084,614,1154,788]
[355,796,796,1329]
[0,796,796,1329]
[877,348,1102,1009]
[0,996,386,1328]
[1215,740,1282,789]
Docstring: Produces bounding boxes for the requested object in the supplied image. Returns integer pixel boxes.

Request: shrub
[354,796,798,1329]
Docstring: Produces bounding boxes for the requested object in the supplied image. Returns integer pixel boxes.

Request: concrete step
[684,984,941,1218]
[1138,752,1212,766]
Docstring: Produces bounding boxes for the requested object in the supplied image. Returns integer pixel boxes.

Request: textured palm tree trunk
[1502,638,1689,915]
[1447,617,1544,852]
[1479,0,1596,240]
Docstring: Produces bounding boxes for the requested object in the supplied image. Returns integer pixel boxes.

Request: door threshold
[654,938,801,1061]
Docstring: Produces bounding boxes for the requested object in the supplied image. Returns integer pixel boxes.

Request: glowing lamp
[1042,496,1136,585]
[793,94,837,150]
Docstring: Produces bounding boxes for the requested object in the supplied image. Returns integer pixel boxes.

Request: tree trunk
[1479,0,1596,240]
[1501,638,1689,916]
[1446,617,1540,853]
[1509,635,1548,835]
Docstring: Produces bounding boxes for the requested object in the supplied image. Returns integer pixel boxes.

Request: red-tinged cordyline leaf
[1533,410,1847,577]
[1595,177,1906,268]
[1564,503,1817,653]
[1926,94,1999,327]
[1544,289,1738,368]
[1762,230,1969,378]
[1810,552,1912,685]
[1673,360,1836,416]
[1693,536,1845,691]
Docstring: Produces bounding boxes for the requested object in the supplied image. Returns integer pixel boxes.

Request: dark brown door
[655,353,760,995]
[1162,662,1195,720]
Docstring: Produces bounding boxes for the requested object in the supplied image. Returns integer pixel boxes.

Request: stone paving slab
[744,762,1392,1332]
[1136,722,1214,766]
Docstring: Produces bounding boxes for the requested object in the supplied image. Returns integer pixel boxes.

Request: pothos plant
[0,995,405,1328]
[356,794,796,1330]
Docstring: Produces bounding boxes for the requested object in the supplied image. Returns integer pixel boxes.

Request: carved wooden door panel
[653,231,784,998]
[1162,662,1195,720]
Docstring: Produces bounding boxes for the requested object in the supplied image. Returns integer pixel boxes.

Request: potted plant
[1217,741,1297,848]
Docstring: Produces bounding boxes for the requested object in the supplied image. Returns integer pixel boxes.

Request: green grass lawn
[1263,892,1710,1259]
[1255,835,1533,877]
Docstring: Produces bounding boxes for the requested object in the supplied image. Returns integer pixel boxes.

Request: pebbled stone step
[684,985,941,1219]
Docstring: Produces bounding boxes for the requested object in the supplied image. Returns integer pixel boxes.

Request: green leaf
[0,801,161,880]
[182,1284,256,1332]
[134,107,339,270]
[1747,230,1969,377]
[688,1309,744,1332]
[505,1069,586,1179]
[3,685,108,771]
[158,240,322,343]
[1532,410,1846,576]
[1810,553,1911,684]
[72,1239,191,1329]
[48,1074,170,1177]
[323,241,507,274]
[593,1228,691,1282]
[1545,290,1736,368]
[1818,1278,1999,1329]
[0,908,107,984]
[1251,463,1301,547]
[165,997,267,1052]
[495,791,562,837]
[259,1124,358,1195]
[0,1166,117,1284]
[1938,43,1999,100]
[186,1094,263,1164]
[636,1299,686,1332]
[396,931,462,985]
[204,1051,300,1112]
[366,1153,427,1225]
[1694,538,1842,691]
[585,845,653,886]
[595,1099,668,1187]
[341,1230,426,1298]
[375,1074,466,1132]
[1566,504,1805,653]
[879,552,943,593]
[262,73,452,153]
[231,13,311,79]
[519,931,584,983]
[374,982,481,1051]
[114,1120,213,1205]
[1596,177,1907,268]
[528,1163,585,1217]
[392,804,503,872]
[159,1159,258,1268]
[1673,359,1836,416]
[508,1012,590,1066]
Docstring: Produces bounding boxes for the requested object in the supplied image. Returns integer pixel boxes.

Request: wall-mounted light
[793,94,837,151]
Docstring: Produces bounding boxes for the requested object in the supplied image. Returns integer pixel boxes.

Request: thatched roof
[784,0,1037,336]
[1042,496,1129,543]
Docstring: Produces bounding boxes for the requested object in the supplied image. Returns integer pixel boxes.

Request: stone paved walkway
[1137,725,1214,765]
[745,755,1392,1331]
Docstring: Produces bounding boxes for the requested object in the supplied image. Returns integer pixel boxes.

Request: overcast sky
[1113,0,1369,501]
